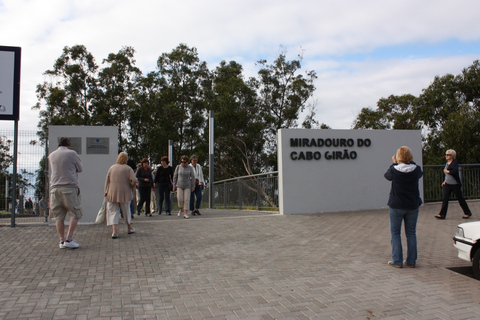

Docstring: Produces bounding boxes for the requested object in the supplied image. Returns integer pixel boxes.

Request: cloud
[1,0,479,131]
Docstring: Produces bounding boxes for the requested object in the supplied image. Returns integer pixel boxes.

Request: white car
[453,221,480,279]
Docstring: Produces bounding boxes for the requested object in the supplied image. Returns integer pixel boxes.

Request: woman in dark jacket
[435,149,472,220]
[135,158,153,217]
[154,156,174,215]
[384,146,423,268]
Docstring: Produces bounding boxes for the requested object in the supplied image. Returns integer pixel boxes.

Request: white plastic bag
[95,198,107,224]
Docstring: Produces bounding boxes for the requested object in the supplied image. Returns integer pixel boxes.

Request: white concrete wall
[278,129,423,214]
[48,126,118,224]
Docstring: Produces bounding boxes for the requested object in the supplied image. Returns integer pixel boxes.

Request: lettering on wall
[289,138,371,161]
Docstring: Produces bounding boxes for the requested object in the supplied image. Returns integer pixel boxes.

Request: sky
[1,0,480,133]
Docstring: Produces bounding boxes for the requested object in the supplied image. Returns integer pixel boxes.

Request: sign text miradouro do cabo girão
[289,137,371,161]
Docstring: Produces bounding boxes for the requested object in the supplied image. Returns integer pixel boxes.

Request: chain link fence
[0,130,46,225]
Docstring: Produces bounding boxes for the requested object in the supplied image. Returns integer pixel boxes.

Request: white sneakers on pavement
[60,239,79,249]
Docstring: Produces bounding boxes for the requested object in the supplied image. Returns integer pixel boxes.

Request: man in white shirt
[48,137,83,249]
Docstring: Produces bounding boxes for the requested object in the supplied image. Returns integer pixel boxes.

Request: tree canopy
[354,60,480,165]
[33,44,319,180]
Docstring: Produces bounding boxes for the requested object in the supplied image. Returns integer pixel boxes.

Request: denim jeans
[389,207,419,266]
[189,185,203,211]
[130,199,135,217]
[157,183,172,214]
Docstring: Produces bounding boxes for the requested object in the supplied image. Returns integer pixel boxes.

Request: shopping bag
[95,198,107,224]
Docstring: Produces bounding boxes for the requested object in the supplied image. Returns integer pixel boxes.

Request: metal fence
[0,130,46,225]
[1,129,479,224]
[423,164,480,202]
[204,165,480,211]
[205,172,279,211]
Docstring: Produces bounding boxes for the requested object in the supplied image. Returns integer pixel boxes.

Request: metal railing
[202,165,480,211]
[205,172,279,211]
[423,164,480,202]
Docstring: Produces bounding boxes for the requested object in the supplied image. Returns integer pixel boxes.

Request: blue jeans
[189,185,202,211]
[130,199,135,217]
[157,183,171,214]
[389,207,418,266]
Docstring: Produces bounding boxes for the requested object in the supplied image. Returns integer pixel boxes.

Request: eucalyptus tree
[417,60,480,164]
[92,46,142,150]
[211,60,266,179]
[353,94,420,130]
[353,60,480,165]
[156,44,212,162]
[126,71,164,162]
[256,53,317,169]
[32,45,99,142]
[0,136,13,174]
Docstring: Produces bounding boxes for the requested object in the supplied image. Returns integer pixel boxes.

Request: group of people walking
[385,146,473,269]
[106,154,205,238]
[134,154,204,219]
[48,136,473,263]
[47,136,205,247]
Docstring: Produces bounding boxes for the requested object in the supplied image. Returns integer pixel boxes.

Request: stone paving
[1,201,480,319]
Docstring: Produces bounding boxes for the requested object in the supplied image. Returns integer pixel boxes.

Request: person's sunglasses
[446,154,452,156]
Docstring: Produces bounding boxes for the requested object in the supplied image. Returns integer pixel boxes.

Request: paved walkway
[1,202,480,319]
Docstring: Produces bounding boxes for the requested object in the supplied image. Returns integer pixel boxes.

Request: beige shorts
[50,187,83,221]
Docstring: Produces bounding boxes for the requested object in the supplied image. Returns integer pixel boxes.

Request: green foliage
[34,155,47,199]
[93,46,142,150]
[353,60,480,165]
[0,136,13,173]
[211,60,265,178]
[256,52,317,170]
[353,94,420,130]
[33,44,320,180]
[33,45,99,142]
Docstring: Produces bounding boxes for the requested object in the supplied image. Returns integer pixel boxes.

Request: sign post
[0,46,21,227]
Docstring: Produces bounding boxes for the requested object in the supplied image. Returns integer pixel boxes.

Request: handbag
[95,198,107,224]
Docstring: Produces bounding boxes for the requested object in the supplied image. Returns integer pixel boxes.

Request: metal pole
[44,138,49,222]
[168,140,173,165]
[208,110,214,209]
[5,179,8,212]
[11,120,18,227]
[168,139,173,211]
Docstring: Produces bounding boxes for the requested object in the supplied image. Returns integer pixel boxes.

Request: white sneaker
[177,211,182,217]
[184,215,189,219]
[59,241,66,249]
[63,239,79,248]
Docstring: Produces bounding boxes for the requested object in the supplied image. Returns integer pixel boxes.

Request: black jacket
[384,161,423,210]
[445,159,462,185]
[136,167,153,188]
[154,165,173,186]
